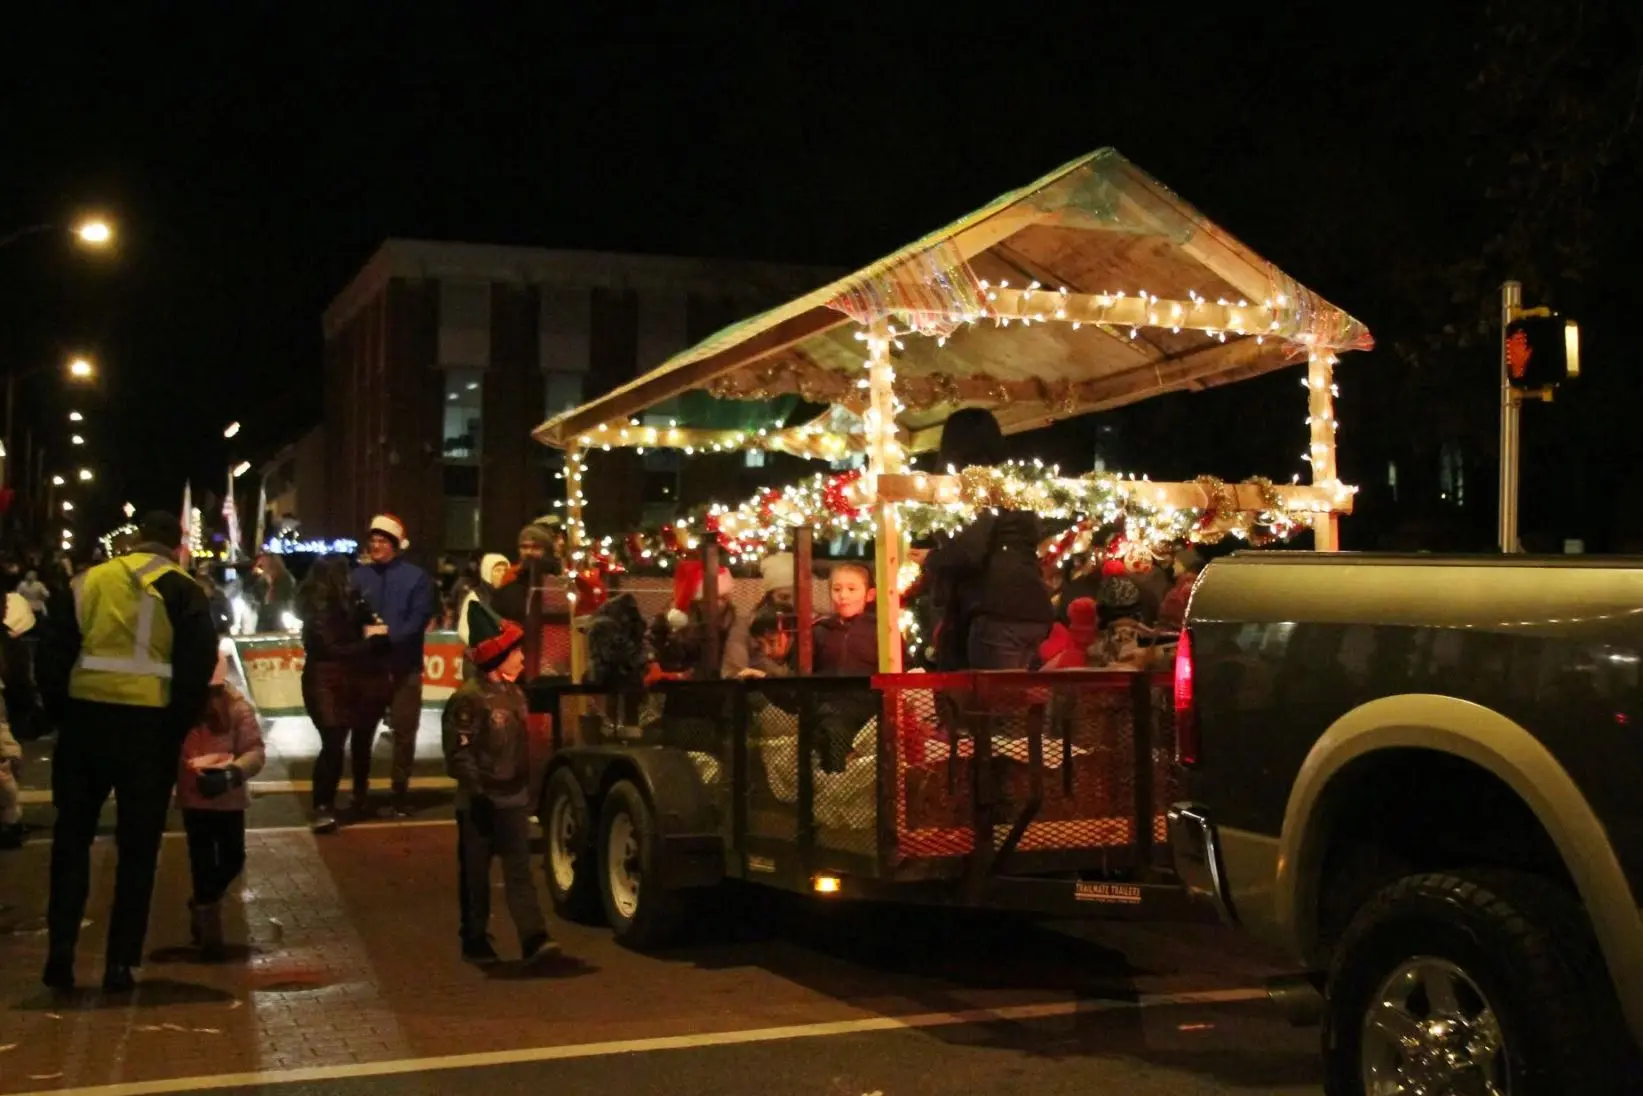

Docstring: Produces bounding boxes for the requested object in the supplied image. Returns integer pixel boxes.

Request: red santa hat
[469,617,524,672]
[368,513,409,550]
[671,558,731,612]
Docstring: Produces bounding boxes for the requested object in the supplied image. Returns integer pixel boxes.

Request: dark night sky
[2,5,1617,548]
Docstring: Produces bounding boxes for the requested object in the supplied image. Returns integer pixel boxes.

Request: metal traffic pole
[1498,280,1522,553]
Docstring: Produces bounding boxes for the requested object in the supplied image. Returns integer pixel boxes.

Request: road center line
[6,987,1270,1096]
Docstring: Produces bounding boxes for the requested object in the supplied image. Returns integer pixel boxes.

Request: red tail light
[1174,629,1199,766]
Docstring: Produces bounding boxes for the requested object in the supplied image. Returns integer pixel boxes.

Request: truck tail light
[1174,629,1199,766]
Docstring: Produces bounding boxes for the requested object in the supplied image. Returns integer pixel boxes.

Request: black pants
[311,725,377,810]
[48,700,184,968]
[182,809,246,904]
[361,669,423,794]
[457,802,545,949]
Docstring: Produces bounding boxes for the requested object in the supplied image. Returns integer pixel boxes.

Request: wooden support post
[794,525,814,675]
[701,539,722,678]
[1307,350,1340,551]
[564,445,589,681]
[865,320,905,673]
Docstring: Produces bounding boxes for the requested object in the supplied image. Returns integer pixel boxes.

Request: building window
[438,281,491,367]
[443,368,483,459]
[444,498,480,551]
[744,449,767,469]
[545,370,584,417]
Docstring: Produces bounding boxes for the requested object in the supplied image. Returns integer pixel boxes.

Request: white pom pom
[666,608,689,630]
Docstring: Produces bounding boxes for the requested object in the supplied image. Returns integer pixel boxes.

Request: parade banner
[233,631,467,717]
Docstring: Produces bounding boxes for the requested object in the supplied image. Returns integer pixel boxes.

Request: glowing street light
[62,501,74,512]
[123,502,135,519]
[224,421,241,439]
[231,460,252,479]
[78,468,93,481]
[70,434,85,446]
[51,474,65,486]
[68,358,93,379]
[74,220,113,246]
[68,411,83,422]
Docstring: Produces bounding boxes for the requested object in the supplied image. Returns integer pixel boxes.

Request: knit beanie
[759,552,795,594]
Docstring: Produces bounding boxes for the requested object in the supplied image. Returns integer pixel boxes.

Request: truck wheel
[542,768,603,924]
[598,779,686,950]
[1322,869,1628,1096]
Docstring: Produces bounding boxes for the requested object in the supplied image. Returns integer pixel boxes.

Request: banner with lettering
[233,631,468,717]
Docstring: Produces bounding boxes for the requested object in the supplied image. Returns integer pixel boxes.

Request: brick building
[320,241,834,556]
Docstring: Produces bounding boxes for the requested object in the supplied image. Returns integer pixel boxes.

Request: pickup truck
[1168,552,1643,1095]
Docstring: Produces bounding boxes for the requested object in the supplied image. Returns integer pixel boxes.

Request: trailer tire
[598,779,686,950]
[542,768,603,924]
[1321,869,1630,1096]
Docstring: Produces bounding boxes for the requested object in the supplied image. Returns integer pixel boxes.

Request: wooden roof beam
[982,287,1282,337]
[535,304,851,446]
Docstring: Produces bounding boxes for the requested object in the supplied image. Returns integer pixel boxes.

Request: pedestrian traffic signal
[1505,314,1580,390]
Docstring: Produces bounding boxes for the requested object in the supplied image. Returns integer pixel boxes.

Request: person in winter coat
[18,570,48,618]
[457,553,511,645]
[0,699,22,848]
[252,554,296,633]
[349,514,435,817]
[1156,546,1205,631]
[721,552,795,677]
[923,409,1053,670]
[443,615,556,965]
[176,653,265,959]
[491,524,558,627]
[298,556,385,832]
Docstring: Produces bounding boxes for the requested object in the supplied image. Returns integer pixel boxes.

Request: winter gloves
[196,765,245,800]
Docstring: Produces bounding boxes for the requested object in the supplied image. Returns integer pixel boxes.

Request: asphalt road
[4,712,1327,1096]
[171,1006,1323,1096]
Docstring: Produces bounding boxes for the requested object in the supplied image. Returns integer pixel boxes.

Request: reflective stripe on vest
[69,553,184,707]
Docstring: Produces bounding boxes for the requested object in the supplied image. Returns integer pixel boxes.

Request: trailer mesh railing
[532,667,1177,877]
[879,671,1170,862]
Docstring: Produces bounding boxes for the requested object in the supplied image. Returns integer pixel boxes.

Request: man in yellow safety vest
[37,511,219,993]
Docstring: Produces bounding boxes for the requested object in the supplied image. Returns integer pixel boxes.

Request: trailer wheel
[1322,869,1631,1096]
[598,779,686,950]
[542,768,603,924]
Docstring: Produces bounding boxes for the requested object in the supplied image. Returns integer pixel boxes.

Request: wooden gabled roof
[535,149,1370,453]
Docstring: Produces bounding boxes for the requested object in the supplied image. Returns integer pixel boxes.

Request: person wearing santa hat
[348,513,435,817]
[443,607,555,965]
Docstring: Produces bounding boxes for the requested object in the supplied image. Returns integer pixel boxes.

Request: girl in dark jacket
[924,409,1054,670]
[298,556,385,832]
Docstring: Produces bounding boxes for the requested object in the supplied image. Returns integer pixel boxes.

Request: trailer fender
[545,745,724,890]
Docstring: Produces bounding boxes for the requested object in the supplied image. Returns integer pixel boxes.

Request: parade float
[522,149,1372,947]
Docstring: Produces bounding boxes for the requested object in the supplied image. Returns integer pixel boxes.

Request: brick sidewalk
[0,826,907,1093]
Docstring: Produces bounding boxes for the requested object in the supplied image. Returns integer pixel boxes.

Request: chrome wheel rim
[1362,955,1509,1096]
[547,796,578,891]
[606,812,639,920]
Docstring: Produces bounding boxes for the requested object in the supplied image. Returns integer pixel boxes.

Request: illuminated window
[443,368,483,459]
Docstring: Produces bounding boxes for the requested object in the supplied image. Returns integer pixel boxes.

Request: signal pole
[1498,281,1522,553]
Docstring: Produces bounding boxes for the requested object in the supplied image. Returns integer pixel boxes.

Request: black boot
[102,963,136,993]
[41,951,75,990]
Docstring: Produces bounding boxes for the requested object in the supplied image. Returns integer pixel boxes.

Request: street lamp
[68,411,83,422]
[73,219,113,247]
[61,500,73,512]
[69,358,93,379]
[232,461,252,479]
[50,475,64,487]
[224,421,241,439]
[77,468,93,481]
[70,434,85,446]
